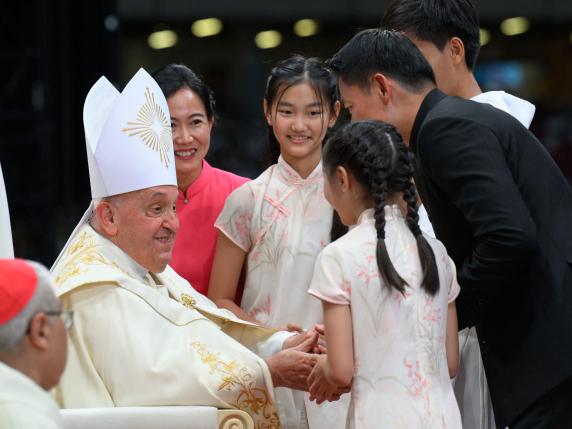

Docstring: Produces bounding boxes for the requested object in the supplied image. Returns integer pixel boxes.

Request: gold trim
[180,293,197,309]
[122,87,172,168]
[54,230,134,287]
[192,342,280,429]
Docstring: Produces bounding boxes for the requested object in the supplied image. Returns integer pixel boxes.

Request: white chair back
[60,406,253,429]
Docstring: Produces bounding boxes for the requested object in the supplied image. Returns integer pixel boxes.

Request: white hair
[89,195,126,229]
[0,261,59,351]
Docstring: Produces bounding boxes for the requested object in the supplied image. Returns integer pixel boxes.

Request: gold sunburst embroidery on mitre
[121,87,172,168]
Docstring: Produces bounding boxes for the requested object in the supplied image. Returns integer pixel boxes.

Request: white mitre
[0,162,14,258]
[51,68,176,270]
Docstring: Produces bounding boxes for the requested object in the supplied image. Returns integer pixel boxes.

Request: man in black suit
[328,28,572,429]
[381,2,537,428]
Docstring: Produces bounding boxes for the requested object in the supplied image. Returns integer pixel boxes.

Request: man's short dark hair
[328,29,436,93]
[382,0,481,70]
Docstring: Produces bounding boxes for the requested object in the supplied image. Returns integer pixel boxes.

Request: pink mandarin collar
[178,160,214,202]
[276,156,323,186]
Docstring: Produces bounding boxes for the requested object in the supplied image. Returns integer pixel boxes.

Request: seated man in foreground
[0,259,68,429]
[51,69,335,429]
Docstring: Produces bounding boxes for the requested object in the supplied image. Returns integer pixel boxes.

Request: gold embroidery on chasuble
[54,230,133,286]
[121,87,172,168]
[191,342,280,429]
[180,293,197,309]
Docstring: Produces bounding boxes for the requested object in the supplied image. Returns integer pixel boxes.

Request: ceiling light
[480,28,491,46]
[191,18,223,38]
[104,15,119,32]
[500,17,529,36]
[294,19,319,37]
[148,30,178,50]
[255,30,282,49]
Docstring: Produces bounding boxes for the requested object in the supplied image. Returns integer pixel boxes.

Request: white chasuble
[51,224,281,429]
[0,361,63,429]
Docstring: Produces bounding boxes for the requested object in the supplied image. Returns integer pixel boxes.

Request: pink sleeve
[215,184,254,252]
[448,257,460,303]
[308,246,351,305]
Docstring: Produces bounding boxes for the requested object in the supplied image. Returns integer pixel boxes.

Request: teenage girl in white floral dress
[208,56,348,429]
[308,120,462,428]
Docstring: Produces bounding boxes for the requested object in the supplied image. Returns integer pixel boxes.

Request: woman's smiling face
[167,87,214,181]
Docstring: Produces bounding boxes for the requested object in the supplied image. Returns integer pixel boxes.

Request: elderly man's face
[113,185,179,273]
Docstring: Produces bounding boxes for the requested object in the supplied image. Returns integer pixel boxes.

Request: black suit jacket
[410,89,572,427]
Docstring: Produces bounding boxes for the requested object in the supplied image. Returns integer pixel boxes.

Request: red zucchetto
[0,259,38,324]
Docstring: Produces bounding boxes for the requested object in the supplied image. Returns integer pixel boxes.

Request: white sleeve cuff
[256,330,296,358]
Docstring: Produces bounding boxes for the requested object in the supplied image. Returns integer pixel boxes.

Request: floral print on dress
[423,296,443,324]
[217,156,344,429]
[404,358,431,404]
[308,207,462,428]
[216,156,332,330]
[249,295,272,326]
[232,213,253,250]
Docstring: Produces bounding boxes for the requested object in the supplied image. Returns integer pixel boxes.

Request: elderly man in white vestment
[0,259,69,429]
[50,69,340,429]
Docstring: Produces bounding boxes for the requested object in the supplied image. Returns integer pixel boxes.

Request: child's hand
[276,323,304,333]
[308,356,348,404]
[285,323,304,333]
[311,324,327,354]
[282,329,318,352]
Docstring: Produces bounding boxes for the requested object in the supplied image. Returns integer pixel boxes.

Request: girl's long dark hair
[264,55,346,241]
[322,120,439,296]
[263,55,338,164]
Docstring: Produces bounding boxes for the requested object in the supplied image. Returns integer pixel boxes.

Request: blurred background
[1,0,572,265]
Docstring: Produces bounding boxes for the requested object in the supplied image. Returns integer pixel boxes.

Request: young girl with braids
[208,55,348,429]
[308,120,461,428]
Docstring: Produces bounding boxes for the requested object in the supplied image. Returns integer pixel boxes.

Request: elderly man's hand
[265,349,318,391]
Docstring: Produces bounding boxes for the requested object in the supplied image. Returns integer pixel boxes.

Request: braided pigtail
[403,179,439,295]
[372,173,408,295]
[390,133,440,296]
[323,120,440,297]
[355,126,408,295]
[322,121,407,294]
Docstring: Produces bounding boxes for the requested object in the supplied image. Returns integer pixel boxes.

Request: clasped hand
[308,355,351,404]
[269,325,350,402]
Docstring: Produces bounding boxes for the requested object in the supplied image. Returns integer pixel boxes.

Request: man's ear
[27,312,51,352]
[372,73,391,104]
[328,100,342,127]
[263,99,273,126]
[95,201,119,237]
[449,37,466,67]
